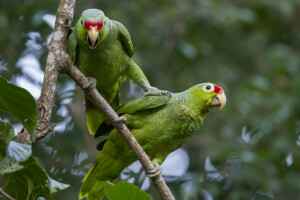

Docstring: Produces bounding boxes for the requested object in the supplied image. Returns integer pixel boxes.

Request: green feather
[95,95,171,138]
[80,83,225,200]
[67,9,152,135]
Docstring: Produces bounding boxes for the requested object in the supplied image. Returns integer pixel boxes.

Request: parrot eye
[203,84,214,93]
[81,19,83,25]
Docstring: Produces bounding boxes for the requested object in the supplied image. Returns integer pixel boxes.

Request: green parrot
[67,9,167,135]
[79,83,226,200]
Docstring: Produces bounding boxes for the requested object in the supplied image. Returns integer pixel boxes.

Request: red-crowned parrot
[67,9,167,135]
[79,83,226,199]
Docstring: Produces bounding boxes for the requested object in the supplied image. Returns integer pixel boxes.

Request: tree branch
[15,0,175,199]
[15,0,76,145]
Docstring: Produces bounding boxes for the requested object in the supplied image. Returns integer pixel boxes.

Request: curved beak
[211,90,226,110]
[87,26,99,49]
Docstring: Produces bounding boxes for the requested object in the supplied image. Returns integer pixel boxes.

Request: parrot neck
[175,90,210,117]
[172,92,207,136]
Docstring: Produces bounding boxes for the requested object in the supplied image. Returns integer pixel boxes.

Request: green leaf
[3,156,70,199]
[0,121,14,144]
[0,121,15,160]
[0,139,6,160]
[48,177,70,193]
[104,181,152,200]
[3,172,31,200]
[6,141,32,162]
[0,76,38,140]
[0,156,24,174]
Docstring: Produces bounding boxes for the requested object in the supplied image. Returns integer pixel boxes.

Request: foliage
[0,77,69,199]
[0,76,37,139]
[104,181,152,200]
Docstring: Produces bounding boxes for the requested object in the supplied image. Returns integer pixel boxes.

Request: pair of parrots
[67,9,226,200]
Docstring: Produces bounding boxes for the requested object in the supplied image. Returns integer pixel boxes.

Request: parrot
[67,9,167,135]
[79,83,226,200]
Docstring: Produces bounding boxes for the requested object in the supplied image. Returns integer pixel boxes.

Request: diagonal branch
[15,0,175,199]
[64,57,175,200]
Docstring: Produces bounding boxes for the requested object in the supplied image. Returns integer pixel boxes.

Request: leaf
[3,156,69,200]
[0,121,15,144]
[104,181,152,200]
[3,172,31,200]
[0,76,38,140]
[48,177,70,193]
[3,156,50,200]
[0,139,6,160]
[7,140,32,162]
[0,156,24,174]
[0,121,15,160]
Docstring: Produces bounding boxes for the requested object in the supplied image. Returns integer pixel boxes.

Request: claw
[107,116,127,126]
[83,77,97,91]
[147,161,162,178]
[143,86,172,97]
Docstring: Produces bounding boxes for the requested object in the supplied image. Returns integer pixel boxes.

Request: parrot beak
[211,90,226,110]
[87,26,99,49]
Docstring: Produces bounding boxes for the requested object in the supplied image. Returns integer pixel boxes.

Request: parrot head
[78,9,109,49]
[188,83,227,111]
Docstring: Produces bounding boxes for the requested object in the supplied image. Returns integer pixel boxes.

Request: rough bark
[15,0,76,145]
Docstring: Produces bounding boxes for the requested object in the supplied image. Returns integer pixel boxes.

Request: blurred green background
[1,0,300,199]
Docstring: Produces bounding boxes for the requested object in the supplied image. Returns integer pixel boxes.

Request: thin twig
[0,187,16,200]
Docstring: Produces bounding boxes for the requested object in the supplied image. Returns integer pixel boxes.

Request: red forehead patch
[84,20,103,30]
[214,85,223,93]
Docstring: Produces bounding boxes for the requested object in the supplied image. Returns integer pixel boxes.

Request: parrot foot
[82,77,97,91]
[106,116,127,126]
[143,86,172,97]
[147,163,162,178]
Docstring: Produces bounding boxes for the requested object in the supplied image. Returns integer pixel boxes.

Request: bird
[67,9,168,135]
[79,83,226,200]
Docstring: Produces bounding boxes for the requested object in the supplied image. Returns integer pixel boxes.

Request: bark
[15,0,76,145]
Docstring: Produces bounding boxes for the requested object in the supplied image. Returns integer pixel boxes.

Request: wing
[95,95,171,138]
[113,20,134,57]
[116,95,171,115]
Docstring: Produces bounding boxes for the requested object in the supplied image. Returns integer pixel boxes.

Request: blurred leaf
[104,181,152,200]
[296,121,300,134]
[0,121,15,160]
[0,156,24,174]
[48,177,70,193]
[3,172,31,200]
[3,156,69,200]
[0,76,37,140]
[7,140,32,162]
[0,139,6,160]
[0,120,14,144]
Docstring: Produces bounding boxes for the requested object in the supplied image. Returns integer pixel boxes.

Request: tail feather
[85,97,106,135]
[79,162,116,200]
[79,151,134,200]
[85,91,120,135]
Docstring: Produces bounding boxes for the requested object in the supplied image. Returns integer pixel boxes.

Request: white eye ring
[203,84,214,93]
